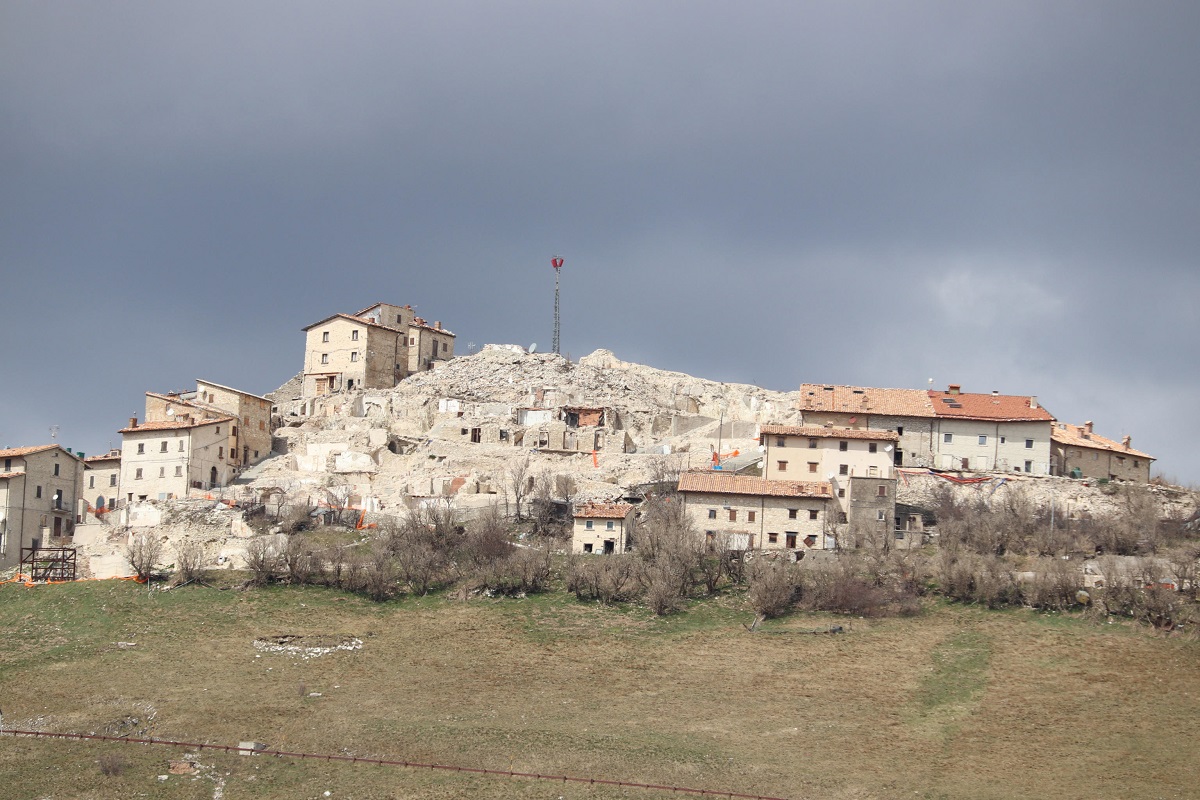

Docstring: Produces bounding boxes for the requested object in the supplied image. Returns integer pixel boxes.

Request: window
[896,426,904,436]
[397,314,403,324]
[322,331,329,342]
[253,450,259,459]
[441,342,448,352]
[785,533,797,548]
[135,469,143,480]
[259,421,265,430]
[2,458,9,470]
[1000,436,1006,444]
[232,426,238,438]
[175,466,182,477]
[89,475,95,488]
[747,511,756,522]
[1024,461,1032,473]
[776,436,785,447]
[808,438,817,449]
[109,474,117,487]
[838,441,848,451]
[777,460,788,472]
[583,543,592,553]
[36,485,42,498]
[178,440,185,451]
[768,532,778,544]
[788,509,798,519]
[809,509,819,520]
[137,443,145,454]
[1025,439,1034,449]
[708,509,717,519]
[877,484,887,497]
[53,463,60,476]
[351,329,359,341]
[606,521,615,530]
[869,443,877,453]
[158,467,165,478]
[838,512,848,523]
[218,447,224,459]
[321,354,329,364]
[944,433,953,444]
[838,488,846,498]
[160,441,168,452]
[877,510,886,521]
[1134,460,1141,467]
[978,435,988,445]
[1117,456,1126,465]
[728,509,737,522]
[585,520,593,530]
[350,351,359,362]
[409,336,415,345]
[804,534,818,547]
[839,464,849,475]
[808,462,818,473]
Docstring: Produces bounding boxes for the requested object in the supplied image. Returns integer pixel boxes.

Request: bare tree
[507,455,531,521]
[244,537,281,586]
[554,473,577,505]
[126,533,162,581]
[174,540,206,583]
[747,558,799,618]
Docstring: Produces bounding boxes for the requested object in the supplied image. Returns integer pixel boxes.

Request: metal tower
[551,256,564,354]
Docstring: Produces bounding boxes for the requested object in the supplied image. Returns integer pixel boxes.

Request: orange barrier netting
[1,573,144,588]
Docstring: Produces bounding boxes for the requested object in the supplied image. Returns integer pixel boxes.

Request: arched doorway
[210,466,218,487]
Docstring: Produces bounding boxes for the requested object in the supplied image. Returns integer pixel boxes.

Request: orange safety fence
[1,573,145,588]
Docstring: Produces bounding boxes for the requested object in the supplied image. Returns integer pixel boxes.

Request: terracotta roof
[928,390,1054,422]
[195,379,270,402]
[0,444,60,458]
[409,321,457,337]
[574,502,634,519]
[798,384,935,418]
[302,313,398,333]
[760,424,899,442]
[120,417,233,434]
[84,454,121,464]
[0,472,23,480]
[1052,423,1154,460]
[677,471,833,499]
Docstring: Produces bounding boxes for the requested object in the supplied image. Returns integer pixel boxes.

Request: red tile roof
[195,379,271,402]
[928,390,1054,422]
[0,472,24,480]
[574,502,634,519]
[84,454,122,464]
[302,313,398,333]
[798,384,935,418]
[0,444,60,458]
[677,471,832,499]
[1052,423,1154,460]
[759,424,899,442]
[119,417,233,434]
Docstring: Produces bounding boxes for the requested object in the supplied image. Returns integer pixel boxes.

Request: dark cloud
[1,1,1196,480]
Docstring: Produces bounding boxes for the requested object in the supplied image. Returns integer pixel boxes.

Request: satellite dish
[758,445,766,453]
[529,342,538,353]
[166,406,175,416]
[885,444,894,452]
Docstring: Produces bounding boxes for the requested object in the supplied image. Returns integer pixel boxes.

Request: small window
[776,436,785,447]
[53,463,60,476]
[158,467,165,478]
[178,440,185,451]
[708,509,717,519]
[728,509,737,522]
[137,443,145,454]
[218,447,224,459]
[809,509,819,520]
[978,435,988,445]
[1134,460,1141,467]
[1025,439,1034,449]
[838,512,848,523]
[808,462,818,473]
[109,474,117,487]
[36,485,43,498]
[585,520,593,530]
[896,426,904,436]
[1024,460,1032,473]
[839,464,849,475]
[350,351,359,362]
[747,511,756,522]
[808,438,817,449]
[160,441,168,452]
[768,532,778,544]
[944,433,953,444]
[777,460,788,472]
[877,484,887,497]
[1000,436,1006,444]
[839,441,848,451]
[175,466,183,477]
[322,331,329,342]
[88,475,95,489]
[838,488,846,498]
[877,510,886,521]
[785,532,797,548]
[442,342,448,352]
[351,329,359,341]
[135,469,143,480]
[606,520,615,530]
[788,508,798,519]
[868,442,877,453]
[321,353,329,364]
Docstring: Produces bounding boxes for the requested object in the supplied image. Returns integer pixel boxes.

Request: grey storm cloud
[1,1,1197,481]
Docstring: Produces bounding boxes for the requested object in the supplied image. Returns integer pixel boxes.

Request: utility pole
[551,256,564,354]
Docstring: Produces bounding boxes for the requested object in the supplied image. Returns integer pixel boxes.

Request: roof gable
[677,471,833,499]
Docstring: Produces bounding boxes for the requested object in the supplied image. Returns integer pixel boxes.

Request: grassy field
[1,579,1198,799]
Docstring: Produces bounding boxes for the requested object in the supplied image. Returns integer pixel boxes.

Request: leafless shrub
[461,504,514,570]
[362,539,395,601]
[507,456,531,521]
[566,554,639,603]
[554,473,577,505]
[471,544,553,596]
[747,558,799,618]
[174,539,206,583]
[244,537,281,586]
[97,752,126,777]
[1025,557,1083,610]
[125,533,162,581]
[642,563,685,616]
[282,534,319,585]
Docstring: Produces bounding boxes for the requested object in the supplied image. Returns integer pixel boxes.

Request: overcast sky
[2,1,1197,483]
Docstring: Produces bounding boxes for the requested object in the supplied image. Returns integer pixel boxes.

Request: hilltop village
[1,299,1190,585]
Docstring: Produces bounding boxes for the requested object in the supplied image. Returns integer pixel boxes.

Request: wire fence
[4,728,790,800]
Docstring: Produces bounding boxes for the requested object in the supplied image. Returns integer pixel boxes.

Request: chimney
[992,390,999,396]
[434,321,441,330]
[1030,396,1038,409]
[128,416,138,429]
[1085,420,1094,434]
[948,384,961,395]
[1122,435,1131,450]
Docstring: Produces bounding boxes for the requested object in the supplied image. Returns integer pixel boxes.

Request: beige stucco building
[82,450,122,514]
[302,302,455,399]
[119,416,234,501]
[0,445,85,571]
[571,502,635,554]
[677,471,834,552]
[1051,421,1154,483]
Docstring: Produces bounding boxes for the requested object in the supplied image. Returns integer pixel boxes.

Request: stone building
[1051,421,1154,483]
[119,416,234,500]
[82,450,122,514]
[676,471,834,553]
[301,302,455,399]
[571,502,635,554]
[0,444,85,571]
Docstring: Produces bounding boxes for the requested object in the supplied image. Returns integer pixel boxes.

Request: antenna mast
[551,256,564,354]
